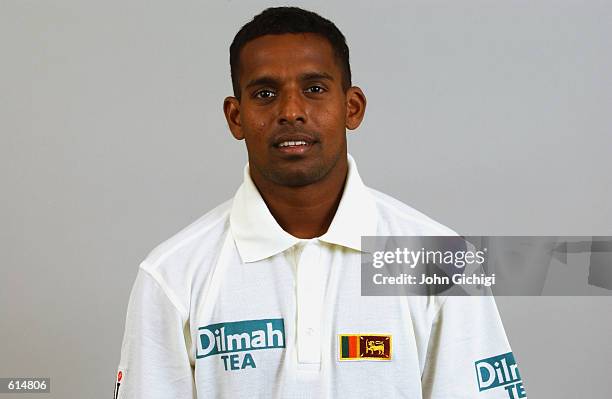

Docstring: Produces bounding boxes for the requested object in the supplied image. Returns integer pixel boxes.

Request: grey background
[1,0,611,398]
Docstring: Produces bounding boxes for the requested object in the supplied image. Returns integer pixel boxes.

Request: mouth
[272,134,318,155]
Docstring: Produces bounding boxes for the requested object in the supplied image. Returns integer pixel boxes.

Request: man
[115,7,526,398]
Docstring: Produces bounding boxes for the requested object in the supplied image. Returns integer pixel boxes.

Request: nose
[277,91,307,125]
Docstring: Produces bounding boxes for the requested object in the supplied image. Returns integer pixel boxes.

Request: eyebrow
[244,72,335,90]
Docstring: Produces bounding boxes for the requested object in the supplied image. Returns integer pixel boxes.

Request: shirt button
[305,327,315,336]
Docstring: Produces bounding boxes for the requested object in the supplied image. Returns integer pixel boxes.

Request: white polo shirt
[115,155,526,399]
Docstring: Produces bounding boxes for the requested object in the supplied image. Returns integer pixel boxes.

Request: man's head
[229,7,352,100]
[223,7,366,188]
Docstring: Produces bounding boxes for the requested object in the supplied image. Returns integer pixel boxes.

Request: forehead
[238,33,340,83]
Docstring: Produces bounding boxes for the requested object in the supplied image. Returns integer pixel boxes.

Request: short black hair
[229,7,352,99]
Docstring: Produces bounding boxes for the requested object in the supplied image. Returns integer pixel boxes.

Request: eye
[254,89,276,99]
[304,85,326,94]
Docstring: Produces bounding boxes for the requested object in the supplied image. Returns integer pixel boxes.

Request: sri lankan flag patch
[338,334,392,361]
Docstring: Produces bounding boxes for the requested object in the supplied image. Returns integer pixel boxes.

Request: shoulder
[368,187,458,236]
[141,198,233,270]
[135,199,233,314]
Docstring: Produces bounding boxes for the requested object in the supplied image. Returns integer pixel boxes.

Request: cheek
[242,110,269,136]
[317,103,347,134]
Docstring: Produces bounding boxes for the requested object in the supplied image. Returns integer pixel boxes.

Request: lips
[271,132,318,155]
[270,131,318,156]
[271,132,317,148]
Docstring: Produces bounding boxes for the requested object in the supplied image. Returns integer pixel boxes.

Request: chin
[267,165,329,187]
[272,171,323,187]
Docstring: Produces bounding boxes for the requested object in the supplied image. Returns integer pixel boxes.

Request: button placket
[296,241,325,365]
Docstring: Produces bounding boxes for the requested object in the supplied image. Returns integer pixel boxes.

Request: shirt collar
[229,154,378,263]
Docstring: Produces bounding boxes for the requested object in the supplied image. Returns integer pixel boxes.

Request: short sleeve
[421,296,528,399]
[114,268,196,399]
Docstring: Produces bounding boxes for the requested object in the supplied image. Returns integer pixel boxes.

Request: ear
[345,86,367,130]
[223,96,244,140]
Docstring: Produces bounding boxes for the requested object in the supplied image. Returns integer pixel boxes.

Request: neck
[250,157,348,239]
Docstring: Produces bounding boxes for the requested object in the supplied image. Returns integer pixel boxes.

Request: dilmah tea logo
[475,352,526,398]
[196,318,285,371]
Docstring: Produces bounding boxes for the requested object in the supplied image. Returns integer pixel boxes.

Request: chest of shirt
[187,241,426,398]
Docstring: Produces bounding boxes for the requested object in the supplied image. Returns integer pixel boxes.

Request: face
[224,33,366,187]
